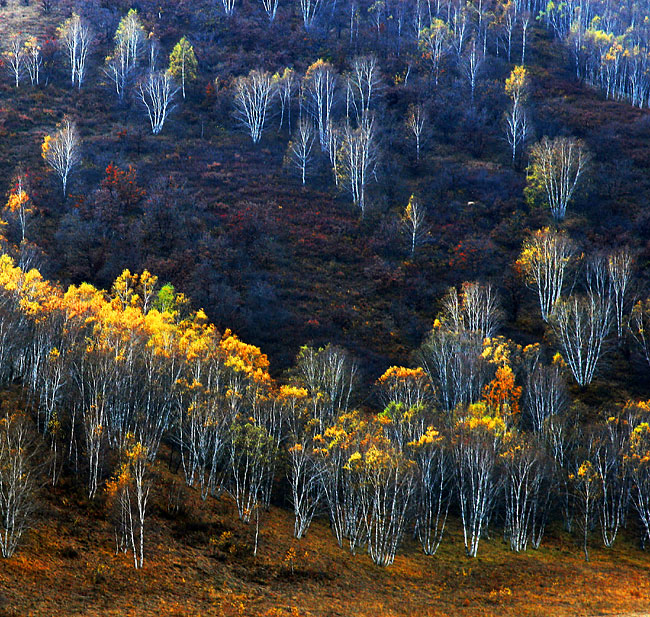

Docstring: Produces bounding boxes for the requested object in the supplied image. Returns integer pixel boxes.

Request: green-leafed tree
[169,37,197,99]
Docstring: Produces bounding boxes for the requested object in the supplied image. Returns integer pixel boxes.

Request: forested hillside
[2,0,650,615]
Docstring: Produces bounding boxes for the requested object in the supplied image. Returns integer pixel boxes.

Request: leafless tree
[524,360,567,433]
[0,412,40,558]
[501,435,546,552]
[461,38,484,102]
[296,345,357,429]
[505,98,530,167]
[299,0,325,30]
[347,55,382,125]
[136,70,179,135]
[521,11,532,65]
[592,420,628,548]
[418,329,488,414]
[220,0,239,16]
[259,0,279,21]
[276,68,298,133]
[406,103,426,161]
[439,281,502,340]
[326,120,342,185]
[234,69,276,144]
[286,120,316,185]
[58,13,92,88]
[607,249,633,339]
[43,117,81,197]
[550,292,612,386]
[4,34,26,88]
[528,136,590,221]
[337,115,378,217]
[104,38,132,101]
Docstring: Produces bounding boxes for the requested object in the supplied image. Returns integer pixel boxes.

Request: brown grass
[1,462,650,617]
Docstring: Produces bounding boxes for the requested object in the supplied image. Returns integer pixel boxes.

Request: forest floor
[1,460,650,617]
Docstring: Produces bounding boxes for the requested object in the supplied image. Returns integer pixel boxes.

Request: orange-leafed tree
[4,174,32,242]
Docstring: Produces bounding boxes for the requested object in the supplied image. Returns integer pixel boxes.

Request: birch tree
[296,344,357,429]
[115,9,145,71]
[453,404,506,557]
[4,173,32,242]
[276,68,297,133]
[593,417,628,548]
[259,0,280,21]
[104,37,132,101]
[234,69,276,144]
[353,437,416,566]
[24,37,42,86]
[570,458,599,561]
[527,136,590,221]
[169,37,198,99]
[347,55,381,125]
[299,0,325,30]
[461,39,484,101]
[516,227,576,322]
[136,70,179,135]
[406,103,426,161]
[304,60,338,151]
[4,34,26,88]
[42,117,81,197]
[220,0,239,16]
[58,13,92,88]
[418,328,489,414]
[283,386,321,538]
[626,419,650,548]
[607,249,633,340]
[286,120,316,185]
[401,195,428,257]
[419,19,452,86]
[337,115,378,217]
[106,438,154,569]
[0,412,40,558]
[523,360,567,433]
[228,420,276,523]
[410,426,451,556]
[550,292,612,386]
[630,299,650,369]
[438,281,502,340]
[504,66,530,167]
[500,434,546,552]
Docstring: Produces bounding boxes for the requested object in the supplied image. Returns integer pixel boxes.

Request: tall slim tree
[337,115,378,217]
[234,69,276,144]
[58,13,92,88]
[42,117,81,197]
[286,120,316,185]
[527,136,589,221]
[168,37,198,99]
[136,70,179,135]
[402,195,428,257]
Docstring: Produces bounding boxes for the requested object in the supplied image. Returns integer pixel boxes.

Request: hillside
[2,455,650,617]
[3,0,650,615]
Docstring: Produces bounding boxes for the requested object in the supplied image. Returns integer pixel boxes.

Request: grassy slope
[2,460,650,617]
[2,3,650,616]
